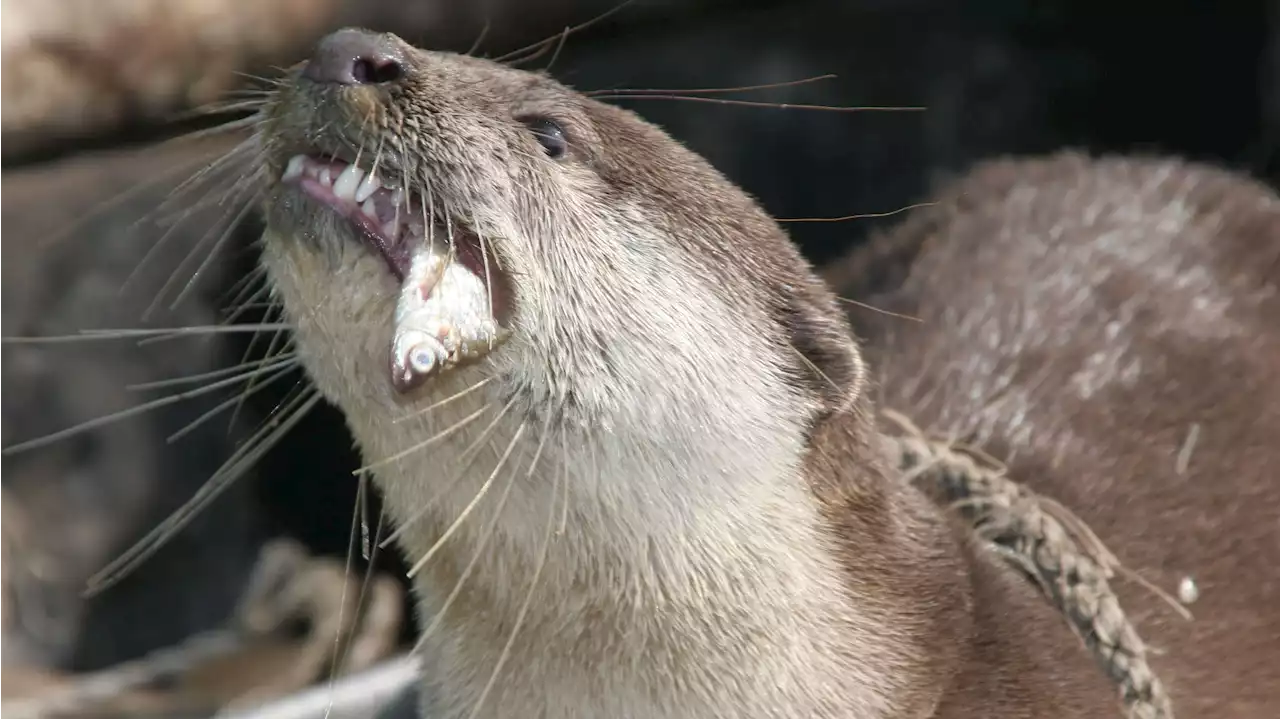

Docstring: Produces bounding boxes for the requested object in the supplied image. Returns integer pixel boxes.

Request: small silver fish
[390,248,503,393]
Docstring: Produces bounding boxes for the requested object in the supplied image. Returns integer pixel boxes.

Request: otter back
[835,151,1280,717]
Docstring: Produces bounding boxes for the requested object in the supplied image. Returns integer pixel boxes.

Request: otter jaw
[278,154,509,394]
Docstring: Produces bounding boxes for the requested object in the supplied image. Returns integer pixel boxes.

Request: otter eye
[522,117,568,159]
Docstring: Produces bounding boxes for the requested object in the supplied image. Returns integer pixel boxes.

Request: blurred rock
[0,0,693,162]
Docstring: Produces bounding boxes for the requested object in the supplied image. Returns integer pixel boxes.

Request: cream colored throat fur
[260,228,909,719]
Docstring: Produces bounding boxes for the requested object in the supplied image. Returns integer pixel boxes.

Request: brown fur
[258,29,1144,718]
[833,151,1280,717]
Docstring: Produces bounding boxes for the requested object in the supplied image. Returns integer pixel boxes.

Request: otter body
[838,153,1280,717]
[249,27,1266,719]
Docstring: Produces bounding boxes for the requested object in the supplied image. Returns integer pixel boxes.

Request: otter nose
[303,28,406,86]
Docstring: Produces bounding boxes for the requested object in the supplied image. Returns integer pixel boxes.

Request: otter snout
[302,28,407,87]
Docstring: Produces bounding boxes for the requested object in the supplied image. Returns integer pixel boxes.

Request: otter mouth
[280,154,491,282]
[280,154,509,394]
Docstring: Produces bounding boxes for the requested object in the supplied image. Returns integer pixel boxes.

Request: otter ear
[774,282,866,418]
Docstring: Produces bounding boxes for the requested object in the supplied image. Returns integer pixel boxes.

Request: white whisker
[413,414,552,654]
[406,421,527,578]
[2,355,298,456]
[466,419,565,719]
[379,396,520,548]
[359,402,493,474]
[393,377,493,423]
[126,352,297,391]
[85,390,322,596]
[1,324,292,343]
[167,361,302,444]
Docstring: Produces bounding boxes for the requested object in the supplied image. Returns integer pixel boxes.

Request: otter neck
[350,375,927,718]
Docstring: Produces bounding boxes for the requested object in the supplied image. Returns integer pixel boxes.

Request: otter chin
[253,26,1126,719]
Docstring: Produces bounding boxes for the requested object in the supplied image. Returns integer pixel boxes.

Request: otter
[830,151,1280,718]
[251,27,1161,718]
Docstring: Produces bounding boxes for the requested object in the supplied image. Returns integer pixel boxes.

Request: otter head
[256,28,866,513]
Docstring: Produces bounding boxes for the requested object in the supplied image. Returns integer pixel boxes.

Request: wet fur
[837,152,1280,717]
[261,30,1120,719]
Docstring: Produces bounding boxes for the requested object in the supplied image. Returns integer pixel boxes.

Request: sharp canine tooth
[282,155,306,182]
[318,167,334,185]
[355,173,380,203]
[361,198,378,218]
[333,164,364,200]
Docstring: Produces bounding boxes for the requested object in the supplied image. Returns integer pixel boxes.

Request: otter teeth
[332,164,363,200]
[283,155,306,182]
[281,154,390,209]
[281,154,421,275]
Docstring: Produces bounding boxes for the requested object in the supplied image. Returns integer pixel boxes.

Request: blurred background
[2,0,1278,716]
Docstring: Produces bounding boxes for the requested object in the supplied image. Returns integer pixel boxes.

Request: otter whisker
[221,300,281,313]
[151,180,262,316]
[369,136,387,211]
[219,263,271,317]
[85,389,323,596]
[414,414,553,654]
[585,74,837,98]
[466,19,492,57]
[166,134,262,201]
[496,0,638,66]
[480,230,496,332]
[834,297,923,323]
[406,421,528,578]
[426,196,438,261]
[230,70,289,87]
[789,343,841,394]
[228,306,294,431]
[466,422,566,719]
[358,471,374,561]
[1,324,292,344]
[379,397,521,548]
[320,471,372,712]
[359,403,494,474]
[35,139,237,252]
[126,351,298,391]
[440,216,462,281]
[1,354,299,455]
[543,25,572,74]
[557,430,571,534]
[120,147,259,304]
[776,202,936,223]
[322,471,394,703]
[590,94,926,113]
[167,361,302,444]
[452,396,522,469]
[136,135,259,240]
[156,115,263,147]
[394,377,494,423]
[221,281,277,327]
[219,87,280,99]
[168,98,268,124]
